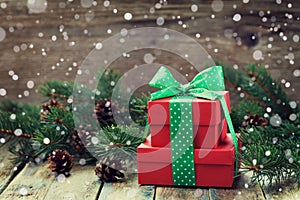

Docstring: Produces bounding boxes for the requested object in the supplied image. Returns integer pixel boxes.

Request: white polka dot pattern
[170,96,196,186]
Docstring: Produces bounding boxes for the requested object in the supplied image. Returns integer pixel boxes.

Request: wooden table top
[0,142,299,199]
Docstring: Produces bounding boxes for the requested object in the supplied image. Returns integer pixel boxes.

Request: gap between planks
[0,162,102,200]
[1,142,299,200]
[154,173,265,200]
[0,142,26,194]
[99,174,155,200]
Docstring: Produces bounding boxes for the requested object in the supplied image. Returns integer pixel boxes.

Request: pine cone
[242,114,268,128]
[41,99,65,120]
[75,124,97,145]
[94,99,116,127]
[70,130,87,155]
[48,149,73,176]
[95,157,126,182]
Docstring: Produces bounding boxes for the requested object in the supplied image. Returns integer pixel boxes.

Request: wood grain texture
[209,173,265,200]
[99,173,154,200]
[43,165,101,200]
[0,163,54,199]
[0,0,298,104]
[0,142,21,194]
[263,182,300,200]
[155,186,209,200]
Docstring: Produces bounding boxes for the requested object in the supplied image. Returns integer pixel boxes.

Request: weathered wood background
[0,0,299,104]
[0,1,299,198]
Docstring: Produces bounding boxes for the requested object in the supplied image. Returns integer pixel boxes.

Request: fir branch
[41,107,75,132]
[9,138,35,164]
[0,111,39,138]
[129,92,150,126]
[95,69,121,100]
[39,80,73,101]
[240,125,300,186]
[0,129,32,139]
[92,125,146,161]
[33,125,71,157]
[245,64,296,118]
[221,63,298,120]
[0,100,40,120]
[231,99,265,129]
[221,64,264,105]
[0,103,40,163]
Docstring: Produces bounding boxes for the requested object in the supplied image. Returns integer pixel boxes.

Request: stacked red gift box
[137,91,239,187]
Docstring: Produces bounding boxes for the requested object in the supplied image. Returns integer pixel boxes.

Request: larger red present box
[148,91,230,148]
[137,134,237,187]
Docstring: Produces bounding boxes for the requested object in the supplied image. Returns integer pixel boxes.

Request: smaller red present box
[137,134,237,187]
[148,91,230,149]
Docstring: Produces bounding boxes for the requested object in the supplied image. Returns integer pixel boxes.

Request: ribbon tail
[219,95,239,177]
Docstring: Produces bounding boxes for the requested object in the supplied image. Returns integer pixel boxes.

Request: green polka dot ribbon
[149,66,239,186]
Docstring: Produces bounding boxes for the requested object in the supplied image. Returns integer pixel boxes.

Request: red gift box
[137,134,237,187]
[148,91,230,148]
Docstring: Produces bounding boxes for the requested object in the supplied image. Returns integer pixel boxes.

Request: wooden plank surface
[263,182,300,200]
[155,186,209,200]
[0,142,23,194]
[99,173,154,200]
[44,165,101,200]
[0,0,299,103]
[209,173,265,200]
[0,163,54,199]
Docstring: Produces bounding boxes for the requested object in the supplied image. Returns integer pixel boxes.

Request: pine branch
[224,77,262,104]
[231,99,265,129]
[91,125,146,161]
[240,125,300,186]
[245,64,297,118]
[33,126,71,157]
[9,138,35,164]
[41,107,75,132]
[221,62,298,120]
[0,111,39,138]
[32,106,76,157]
[0,129,32,139]
[95,69,121,100]
[0,100,40,120]
[39,80,73,101]
[129,92,150,126]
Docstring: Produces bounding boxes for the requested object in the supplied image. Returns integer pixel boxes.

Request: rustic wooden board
[43,165,101,200]
[0,142,23,194]
[0,0,299,103]
[99,173,154,200]
[209,173,265,200]
[0,163,54,199]
[263,182,300,200]
[155,186,209,200]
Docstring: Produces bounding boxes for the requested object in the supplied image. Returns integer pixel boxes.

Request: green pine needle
[92,125,146,161]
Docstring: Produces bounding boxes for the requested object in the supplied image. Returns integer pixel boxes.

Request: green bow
[149,66,239,180]
[149,66,225,101]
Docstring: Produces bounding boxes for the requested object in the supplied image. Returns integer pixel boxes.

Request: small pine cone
[41,99,65,120]
[242,114,268,128]
[76,124,97,147]
[70,130,86,155]
[48,149,73,176]
[94,99,116,127]
[95,157,126,182]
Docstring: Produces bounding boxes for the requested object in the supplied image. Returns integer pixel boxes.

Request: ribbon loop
[150,66,226,100]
